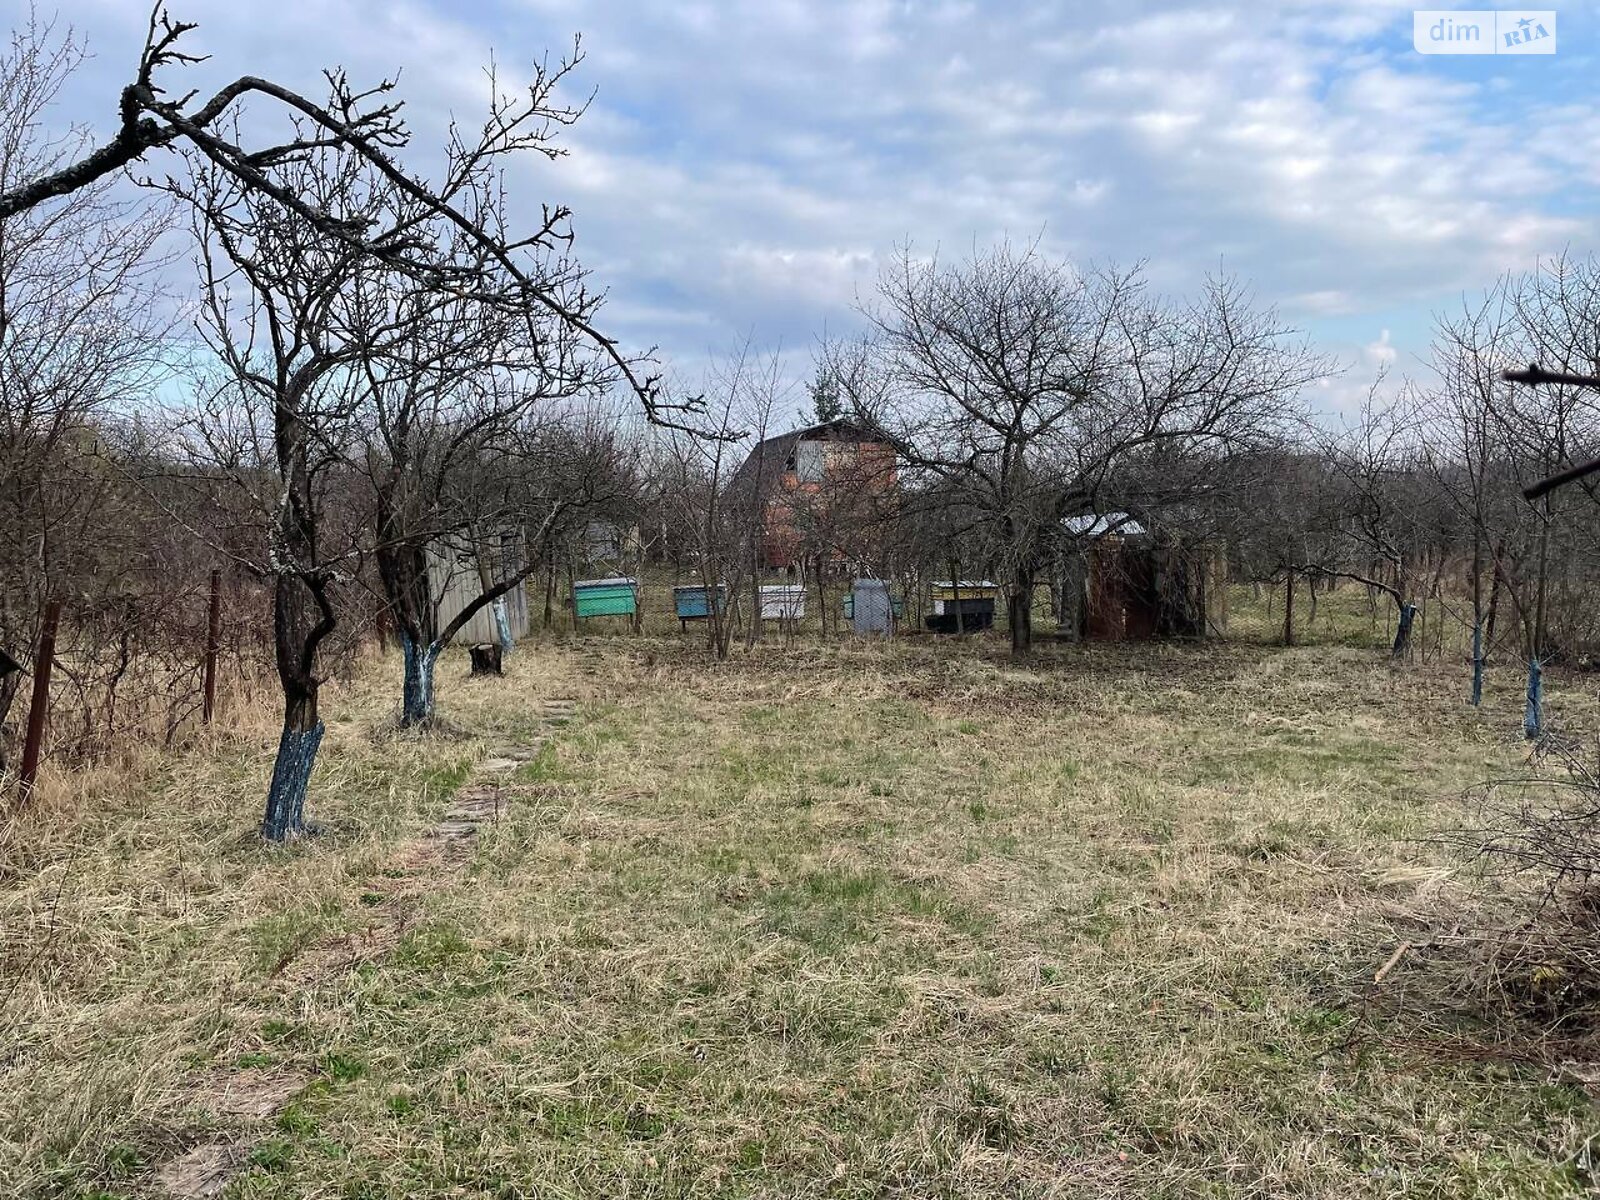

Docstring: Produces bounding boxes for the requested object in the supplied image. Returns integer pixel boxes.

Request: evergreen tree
[809,367,844,424]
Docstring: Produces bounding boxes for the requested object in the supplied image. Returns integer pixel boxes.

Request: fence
[532,567,1364,648]
[4,572,275,802]
[3,562,1521,801]
[537,563,1544,669]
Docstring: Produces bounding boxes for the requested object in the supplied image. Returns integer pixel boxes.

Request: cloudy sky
[37,1,1600,412]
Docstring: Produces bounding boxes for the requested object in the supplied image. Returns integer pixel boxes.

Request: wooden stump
[469,643,503,676]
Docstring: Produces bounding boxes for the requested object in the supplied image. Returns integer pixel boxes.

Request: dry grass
[2,631,1596,1198]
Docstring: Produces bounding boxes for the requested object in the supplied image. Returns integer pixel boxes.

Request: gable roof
[726,418,892,498]
[1062,511,1147,539]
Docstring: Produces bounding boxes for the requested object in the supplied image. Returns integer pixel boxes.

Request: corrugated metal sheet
[428,535,531,647]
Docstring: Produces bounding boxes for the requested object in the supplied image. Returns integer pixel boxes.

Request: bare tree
[1423,285,1535,701]
[0,5,702,428]
[830,243,1318,656]
[0,15,171,772]
[176,142,391,839]
[660,344,785,660]
[1311,382,1439,659]
[338,199,609,723]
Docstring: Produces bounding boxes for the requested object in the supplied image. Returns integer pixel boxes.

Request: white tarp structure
[851,578,894,636]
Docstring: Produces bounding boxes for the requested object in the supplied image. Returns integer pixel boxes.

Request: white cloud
[31,0,1597,414]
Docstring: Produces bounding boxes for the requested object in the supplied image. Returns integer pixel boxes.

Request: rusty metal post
[203,569,222,723]
[18,599,61,803]
[1282,570,1295,647]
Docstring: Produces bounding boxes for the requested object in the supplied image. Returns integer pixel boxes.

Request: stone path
[151,695,578,1198]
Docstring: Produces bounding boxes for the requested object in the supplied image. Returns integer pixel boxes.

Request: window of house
[794,440,824,483]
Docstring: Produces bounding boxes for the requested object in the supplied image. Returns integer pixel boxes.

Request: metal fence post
[203,569,222,724]
[18,599,61,803]
[1282,571,1295,646]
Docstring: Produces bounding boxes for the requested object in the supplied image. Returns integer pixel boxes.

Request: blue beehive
[673,584,726,627]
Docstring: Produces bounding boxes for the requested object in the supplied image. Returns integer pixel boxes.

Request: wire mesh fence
[534,568,1433,652]
[3,558,1536,791]
[4,575,276,787]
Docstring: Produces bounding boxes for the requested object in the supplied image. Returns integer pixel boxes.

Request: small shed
[1058,512,1227,641]
[582,520,641,566]
[428,534,531,648]
[842,593,905,620]
[850,578,895,637]
[573,577,639,620]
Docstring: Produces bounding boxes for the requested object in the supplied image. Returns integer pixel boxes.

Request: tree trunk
[1485,539,1506,656]
[262,380,336,841]
[261,687,324,842]
[816,554,828,637]
[1471,623,1485,707]
[947,555,965,638]
[376,533,439,728]
[0,666,19,774]
[1282,570,1295,647]
[566,558,578,633]
[715,591,736,660]
[1009,564,1033,658]
[1470,526,1484,706]
[469,643,503,676]
[491,597,514,656]
[474,537,517,657]
[400,632,439,726]
[1524,657,1543,740]
[1049,549,1067,632]
[1533,496,1551,661]
[1390,602,1417,661]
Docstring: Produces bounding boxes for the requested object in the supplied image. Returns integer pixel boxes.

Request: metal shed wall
[428,536,531,647]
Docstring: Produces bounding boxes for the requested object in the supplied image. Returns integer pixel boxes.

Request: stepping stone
[481,757,521,772]
[200,1068,306,1119]
[157,1143,242,1199]
[445,793,500,822]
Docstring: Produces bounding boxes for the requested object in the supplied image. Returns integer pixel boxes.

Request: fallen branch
[1373,940,1412,984]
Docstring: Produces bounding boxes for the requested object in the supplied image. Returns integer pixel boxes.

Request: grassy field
[2,631,1596,1198]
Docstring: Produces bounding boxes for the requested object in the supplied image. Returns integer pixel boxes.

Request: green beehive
[573,577,639,619]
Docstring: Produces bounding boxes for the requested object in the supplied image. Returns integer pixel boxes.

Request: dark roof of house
[725,418,892,498]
